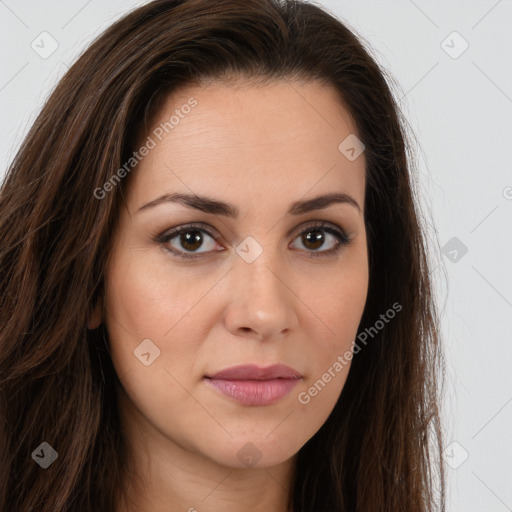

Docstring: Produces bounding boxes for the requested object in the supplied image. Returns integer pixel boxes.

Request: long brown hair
[0,0,445,510]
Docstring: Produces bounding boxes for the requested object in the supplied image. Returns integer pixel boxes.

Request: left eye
[156,222,350,260]
[291,226,347,254]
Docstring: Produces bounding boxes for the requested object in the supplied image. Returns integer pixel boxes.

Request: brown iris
[179,230,204,251]
[302,229,324,250]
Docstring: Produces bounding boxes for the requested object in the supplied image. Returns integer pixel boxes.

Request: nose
[223,247,299,341]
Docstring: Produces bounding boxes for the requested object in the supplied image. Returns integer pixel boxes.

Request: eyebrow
[137,191,362,216]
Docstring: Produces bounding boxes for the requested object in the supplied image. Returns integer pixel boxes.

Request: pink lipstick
[204,364,302,406]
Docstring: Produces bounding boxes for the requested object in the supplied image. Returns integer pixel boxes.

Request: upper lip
[206,364,302,381]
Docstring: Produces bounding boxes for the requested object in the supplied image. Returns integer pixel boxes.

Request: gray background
[1,1,511,510]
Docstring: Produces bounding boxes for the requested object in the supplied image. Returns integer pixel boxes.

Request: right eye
[155,223,224,260]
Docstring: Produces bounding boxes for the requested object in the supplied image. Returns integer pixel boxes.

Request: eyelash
[154,221,351,260]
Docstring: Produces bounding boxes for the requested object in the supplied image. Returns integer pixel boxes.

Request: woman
[0,0,445,510]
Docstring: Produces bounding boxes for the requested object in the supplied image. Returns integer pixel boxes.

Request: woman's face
[97,79,368,470]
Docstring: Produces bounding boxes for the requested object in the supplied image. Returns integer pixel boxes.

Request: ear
[87,296,103,330]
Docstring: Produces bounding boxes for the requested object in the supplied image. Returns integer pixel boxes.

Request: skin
[89,79,369,512]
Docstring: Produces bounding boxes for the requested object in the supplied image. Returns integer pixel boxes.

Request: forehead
[126,79,365,210]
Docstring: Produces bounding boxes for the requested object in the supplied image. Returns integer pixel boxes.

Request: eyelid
[290,219,346,237]
[155,222,221,243]
[157,220,346,240]
[155,220,351,259]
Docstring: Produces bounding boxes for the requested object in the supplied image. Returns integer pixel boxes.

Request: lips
[206,364,302,381]
[204,364,302,406]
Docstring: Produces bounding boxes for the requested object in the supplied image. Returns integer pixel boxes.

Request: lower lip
[205,378,300,406]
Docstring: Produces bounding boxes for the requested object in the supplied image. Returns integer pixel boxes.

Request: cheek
[103,245,215,382]
[294,256,368,409]
[104,245,209,336]
[298,255,369,344]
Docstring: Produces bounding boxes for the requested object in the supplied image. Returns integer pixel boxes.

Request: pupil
[179,229,325,252]
[182,231,202,251]
[304,230,324,250]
